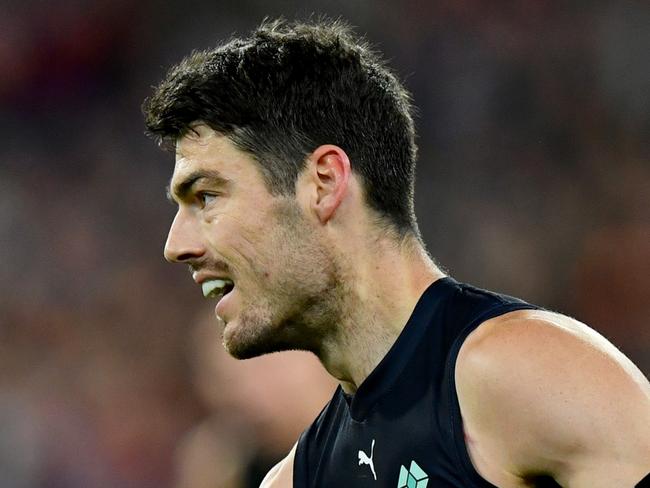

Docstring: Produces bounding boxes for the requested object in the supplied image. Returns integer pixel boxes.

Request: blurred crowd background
[1,1,649,487]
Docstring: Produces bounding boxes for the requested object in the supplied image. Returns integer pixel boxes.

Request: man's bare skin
[261,443,296,487]
[147,20,650,487]
[456,309,650,487]
[164,128,649,488]
[262,308,650,487]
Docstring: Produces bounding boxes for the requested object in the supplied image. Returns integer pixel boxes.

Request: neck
[317,234,445,394]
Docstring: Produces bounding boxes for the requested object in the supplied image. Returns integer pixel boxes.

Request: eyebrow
[166,169,230,203]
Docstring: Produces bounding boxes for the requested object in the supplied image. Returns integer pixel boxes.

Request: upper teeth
[202,279,233,298]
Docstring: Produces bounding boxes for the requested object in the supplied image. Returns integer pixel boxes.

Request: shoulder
[260,443,296,488]
[455,308,650,484]
[456,309,650,403]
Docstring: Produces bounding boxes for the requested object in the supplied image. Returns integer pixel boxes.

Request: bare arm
[456,310,650,488]
[260,443,296,488]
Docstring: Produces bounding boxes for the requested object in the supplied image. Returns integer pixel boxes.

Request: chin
[223,311,319,360]
[221,316,288,360]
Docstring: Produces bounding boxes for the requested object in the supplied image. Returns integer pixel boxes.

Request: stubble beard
[223,199,346,360]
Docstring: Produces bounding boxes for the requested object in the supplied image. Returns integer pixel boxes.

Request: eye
[197,193,218,208]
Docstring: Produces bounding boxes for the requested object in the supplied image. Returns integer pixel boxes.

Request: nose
[164,209,206,263]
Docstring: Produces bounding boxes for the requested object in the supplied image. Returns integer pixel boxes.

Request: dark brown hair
[143,18,419,237]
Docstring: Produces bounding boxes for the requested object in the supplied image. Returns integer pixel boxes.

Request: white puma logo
[358,439,377,480]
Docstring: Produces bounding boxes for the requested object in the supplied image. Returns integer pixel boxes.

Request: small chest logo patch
[397,460,428,488]
[358,439,377,480]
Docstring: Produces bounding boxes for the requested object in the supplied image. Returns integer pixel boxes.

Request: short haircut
[143,18,420,238]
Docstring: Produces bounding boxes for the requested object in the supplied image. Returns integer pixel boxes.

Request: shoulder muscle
[456,309,650,487]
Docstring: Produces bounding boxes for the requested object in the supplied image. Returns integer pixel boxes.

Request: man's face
[165,125,342,359]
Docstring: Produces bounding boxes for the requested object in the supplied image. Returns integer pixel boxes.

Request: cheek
[202,213,274,274]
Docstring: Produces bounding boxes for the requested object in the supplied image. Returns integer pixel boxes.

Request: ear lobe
[310,145,351,223]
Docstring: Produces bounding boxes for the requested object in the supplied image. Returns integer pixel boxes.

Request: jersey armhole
[636,471,650,487]
[443,302,540,488]
[293,428,310,488]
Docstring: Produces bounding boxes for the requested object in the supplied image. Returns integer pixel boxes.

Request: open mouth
[201,279,235,299]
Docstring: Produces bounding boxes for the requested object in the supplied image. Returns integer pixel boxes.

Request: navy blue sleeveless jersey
[294,277,542,487]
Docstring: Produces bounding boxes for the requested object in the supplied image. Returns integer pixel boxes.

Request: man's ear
[305,144,351,224]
